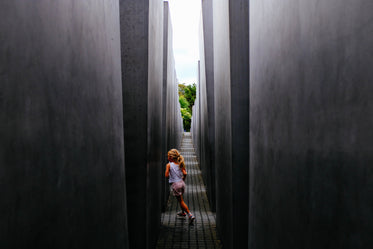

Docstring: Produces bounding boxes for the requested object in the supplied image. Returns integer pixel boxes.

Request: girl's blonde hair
[168,149,185,169]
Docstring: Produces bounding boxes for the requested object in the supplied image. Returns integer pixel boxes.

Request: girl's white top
[169,162,184,183]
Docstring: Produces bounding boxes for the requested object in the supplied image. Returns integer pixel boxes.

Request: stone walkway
[156,133,223,249]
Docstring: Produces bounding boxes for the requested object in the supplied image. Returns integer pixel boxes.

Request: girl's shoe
[177,211,186,217]
[188,213,195,224]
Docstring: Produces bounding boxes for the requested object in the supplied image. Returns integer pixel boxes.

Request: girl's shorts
[170,180,185,197]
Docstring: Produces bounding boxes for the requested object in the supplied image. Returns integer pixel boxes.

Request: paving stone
[156,133,223,249]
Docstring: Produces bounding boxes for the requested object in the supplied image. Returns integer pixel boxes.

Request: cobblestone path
[156,133,223,249]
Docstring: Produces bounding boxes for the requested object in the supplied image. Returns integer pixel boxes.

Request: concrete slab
[0,1,128,248]
[119,0,164,248]
[249,0,373,248]
[162,2,184,212]
[213,0,250,248]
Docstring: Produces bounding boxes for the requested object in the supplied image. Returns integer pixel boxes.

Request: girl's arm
[165,163,170,178]
[182,168,187,180]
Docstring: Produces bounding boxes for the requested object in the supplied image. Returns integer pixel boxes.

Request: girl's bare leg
[176,195,190,213]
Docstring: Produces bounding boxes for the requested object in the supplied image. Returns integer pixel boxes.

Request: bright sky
[167,0,201,85]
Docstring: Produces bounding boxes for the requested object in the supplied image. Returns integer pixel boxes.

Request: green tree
[180,108,192,131]
[178,83,196,131]
[179,95,190,109]
[184,84,196,110]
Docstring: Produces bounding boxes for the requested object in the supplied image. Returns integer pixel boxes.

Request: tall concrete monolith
[162,2,183,211]
[119,0,164,248]
[250,0,373,248]
[0,1,128,248]
[201,0,216,212]
[213,0,250,248]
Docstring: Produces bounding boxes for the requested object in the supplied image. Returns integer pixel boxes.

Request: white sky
[167,0,201,85]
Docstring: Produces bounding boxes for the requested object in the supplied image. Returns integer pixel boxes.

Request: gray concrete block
[201,0,216,212]
[213,0,250,248]
[193,61,202,163]
[198,10,216,212]
[119,0,164,248]
[0,1,128,248]
[162,2,184,211]
[249,0,373,248]
[162,2,170,211]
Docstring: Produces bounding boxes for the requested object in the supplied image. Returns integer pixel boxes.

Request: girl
[165,149,195,224]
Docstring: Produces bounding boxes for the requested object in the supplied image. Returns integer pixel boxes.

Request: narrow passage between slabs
[156,132,222,249]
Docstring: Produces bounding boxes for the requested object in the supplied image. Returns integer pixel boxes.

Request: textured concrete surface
[0,1,128,248]
[198,12,213,215]
[192,62,199,158]
[192,61,202,167]
[162,2,184,212]
[213,0,250,248]
[162,1,171,212]
[193,1,250,247]
[198,21,208,193]
[156,133,222,249]
[119,0,164,248]
[249,0,373,248]
[147,0,165,247]
[201,0,216,212]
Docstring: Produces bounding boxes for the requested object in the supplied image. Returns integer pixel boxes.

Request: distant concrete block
[197,7,216,212]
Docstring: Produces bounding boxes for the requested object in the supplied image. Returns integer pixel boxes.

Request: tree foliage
[184,84,196,109]
[178,84,186,96]
[178,83,196,131]
[179,95,190,109]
